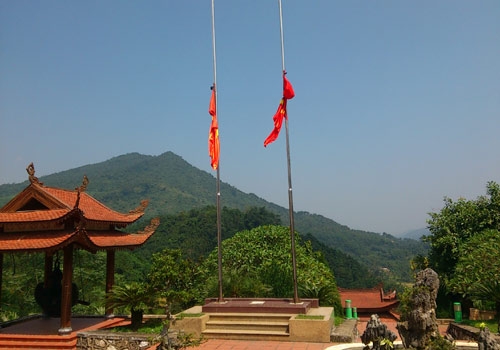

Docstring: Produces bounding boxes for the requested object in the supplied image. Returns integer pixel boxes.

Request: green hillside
[0,151,428,282]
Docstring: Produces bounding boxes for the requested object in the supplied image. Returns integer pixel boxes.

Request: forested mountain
[0,152,428,282]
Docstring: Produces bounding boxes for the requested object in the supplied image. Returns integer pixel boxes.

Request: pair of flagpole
[209,0,299,304]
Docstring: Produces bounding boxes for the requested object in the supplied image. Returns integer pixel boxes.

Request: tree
[424,181,500,282]
[201,225,342,310]
[147,249,202,316]
[449,229,500,329]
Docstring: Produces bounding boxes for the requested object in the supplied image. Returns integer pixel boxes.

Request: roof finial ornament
[129,199,149,214]
[76,175,89,192]
[73,175,89,209]
[26,162,43,185]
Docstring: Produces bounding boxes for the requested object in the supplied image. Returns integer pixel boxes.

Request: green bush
[201,225,342,311]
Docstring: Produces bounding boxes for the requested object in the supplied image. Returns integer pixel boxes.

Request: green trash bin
[345,299,352,319]
[353,307,358,319]
[454,302,462,322]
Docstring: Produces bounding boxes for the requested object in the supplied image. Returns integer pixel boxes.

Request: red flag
[283,75,295,100]
[208,88,220,169]
[264,98,287,147]
[264,73,294,147]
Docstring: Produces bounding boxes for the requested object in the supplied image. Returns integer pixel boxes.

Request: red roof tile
[41,187,144,224]
[0,184,145,225]
[0,183,159,252]
[338,286,399,313]
[87,217,160,249]
[0,209,68,223]
[0,230,75,252]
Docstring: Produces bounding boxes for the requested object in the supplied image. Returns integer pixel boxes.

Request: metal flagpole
[278,0,300,304]
[211,0,224,303]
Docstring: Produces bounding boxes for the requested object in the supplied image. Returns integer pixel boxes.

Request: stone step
[207,313,291,323]
[202,328,290,341]
[202,313,292,341]
[0,337,76,349]
[206,319,289,332]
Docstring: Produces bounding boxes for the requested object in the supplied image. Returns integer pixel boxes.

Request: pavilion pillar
[105,249,115,317]
[44,253,53,288]
[59,245,73,335]
[0,253,3,305]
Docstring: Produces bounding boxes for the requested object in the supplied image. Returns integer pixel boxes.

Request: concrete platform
[174,303,334,343]
[202,297,318,314]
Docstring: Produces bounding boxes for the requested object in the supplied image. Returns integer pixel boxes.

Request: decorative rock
[478,327,500,350]
[396,268,441,349]
[360,314,397,350]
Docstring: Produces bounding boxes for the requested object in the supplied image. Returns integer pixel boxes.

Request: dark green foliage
[0,152,429,284]
[1,253,43,316]
[425,181,500,281]
[201,225,342,310]
[106,282,151,330]
[302,233,378,288]
[147,249,202,313]
[0,152,433,319]
[425,181,500,320]
[134,205,281,262]
[293,212,429,282]
[427,336,456,350]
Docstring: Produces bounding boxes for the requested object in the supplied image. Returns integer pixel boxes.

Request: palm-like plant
[473,280,500,333]
[106,282,155,330]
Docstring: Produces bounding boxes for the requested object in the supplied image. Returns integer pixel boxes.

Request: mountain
[0,152,428,281]
[399,228,430,240]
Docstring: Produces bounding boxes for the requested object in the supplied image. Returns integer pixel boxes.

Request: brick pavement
[185,339,335,350]
[183,317,452,350]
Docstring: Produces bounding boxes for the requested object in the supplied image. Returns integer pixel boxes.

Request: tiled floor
[1,315,451,350]
[183,317,451,350]
[185,339,335,350]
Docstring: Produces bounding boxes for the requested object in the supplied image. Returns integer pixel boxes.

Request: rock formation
[361,314,398,350]
[396,268,441,349]
[478,327,500,350]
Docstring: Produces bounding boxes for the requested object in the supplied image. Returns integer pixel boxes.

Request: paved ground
[184,317,451,350]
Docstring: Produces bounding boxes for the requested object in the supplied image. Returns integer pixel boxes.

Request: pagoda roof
[0,165,159,253]
[338,284,399,313]
[0,183,147,227]
[0,217,159,254]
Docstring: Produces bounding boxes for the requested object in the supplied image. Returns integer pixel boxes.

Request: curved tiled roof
[338,286,399,313]
[0,230,75,252]
[87,217,160,249]
[0,184,145,225]
[0,209,69,223]
[0,217,159,253]
[41,186,145,224]
[0,182,159,252]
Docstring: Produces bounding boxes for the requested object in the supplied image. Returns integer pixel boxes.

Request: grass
[176,312,204,319]
[295,314,324,320]
[460,319,498,333]
[111,318,164,333]
[334,315,344,326]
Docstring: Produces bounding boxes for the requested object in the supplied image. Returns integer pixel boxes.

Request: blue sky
[1,1,499,235]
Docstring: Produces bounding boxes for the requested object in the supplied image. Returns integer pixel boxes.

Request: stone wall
[447,323,500,344]
[470,308,497,321]
[76,331,157,350]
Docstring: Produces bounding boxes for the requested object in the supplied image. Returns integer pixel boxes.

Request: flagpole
[278,0,300,304]
[211,0,224,304]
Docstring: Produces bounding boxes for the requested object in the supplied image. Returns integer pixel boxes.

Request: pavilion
[0,163,159,334]
[338,284,399,319]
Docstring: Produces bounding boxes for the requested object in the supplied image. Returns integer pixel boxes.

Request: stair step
[206,320,289,325]
[207,314,291,322]
[205,320,289,332]
[0,339,76,349]
[203,329,289,336]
